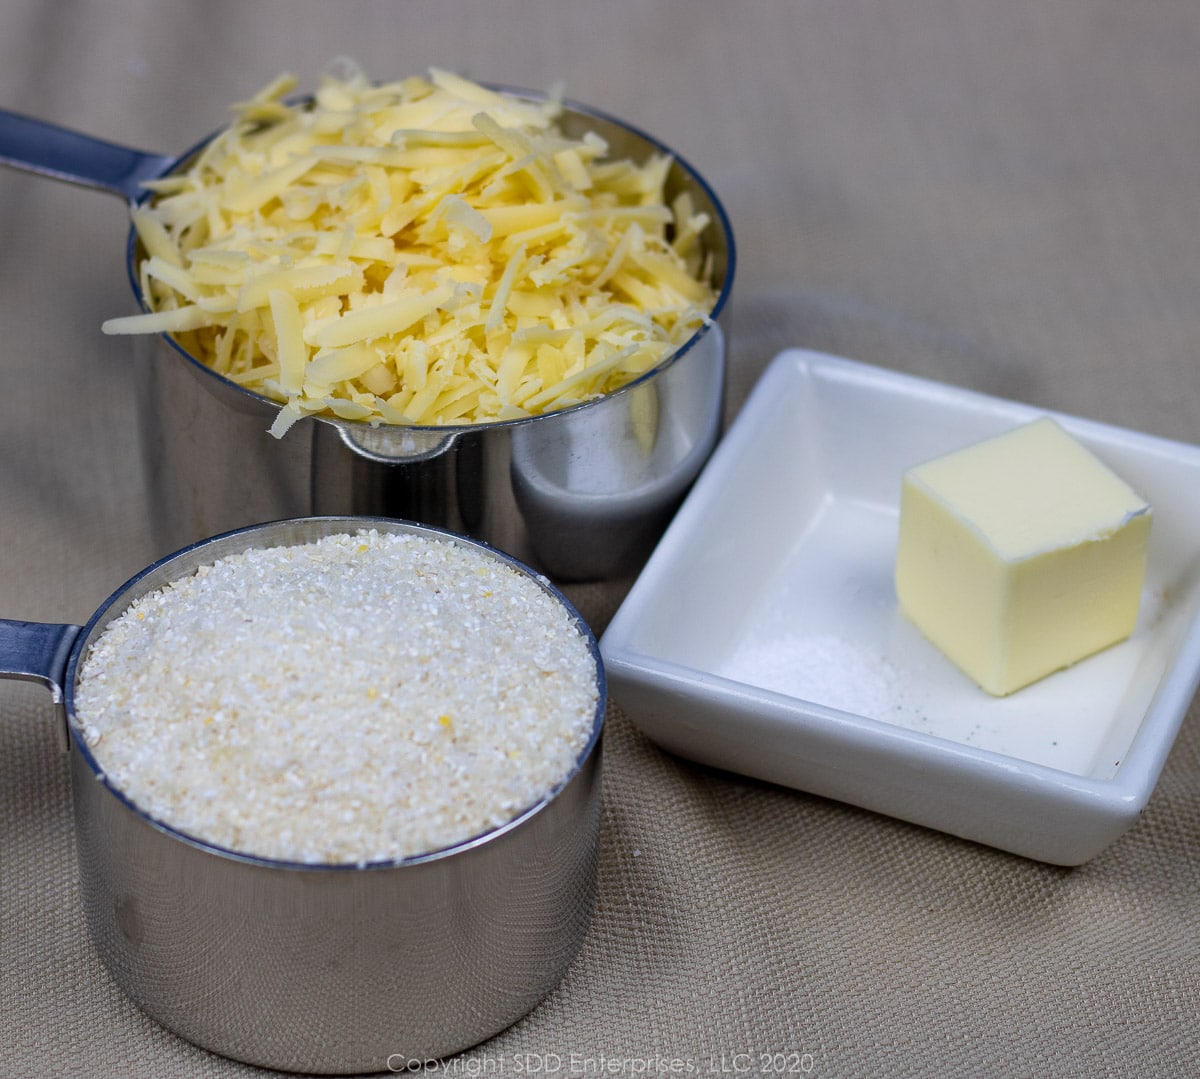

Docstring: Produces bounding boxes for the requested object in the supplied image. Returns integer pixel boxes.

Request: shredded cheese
[103,61,718,436]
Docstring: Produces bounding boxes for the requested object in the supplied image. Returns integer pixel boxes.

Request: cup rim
[121,83,737,436]
[64,515,607,873]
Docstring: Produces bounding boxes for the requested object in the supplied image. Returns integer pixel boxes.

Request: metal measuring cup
[1,516,605,1073]
[0,88,735,581]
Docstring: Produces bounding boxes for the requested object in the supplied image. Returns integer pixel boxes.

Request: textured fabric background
[2,2,1197,1075]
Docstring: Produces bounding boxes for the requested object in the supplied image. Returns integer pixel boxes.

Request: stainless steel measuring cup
[1,516,605,1074]
[0,88,735,580]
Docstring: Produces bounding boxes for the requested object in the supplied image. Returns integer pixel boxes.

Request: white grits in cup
[73,529,600,865]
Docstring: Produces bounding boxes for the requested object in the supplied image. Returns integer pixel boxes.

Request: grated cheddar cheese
[102,61,718,436]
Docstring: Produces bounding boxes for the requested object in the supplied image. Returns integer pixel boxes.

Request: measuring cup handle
[0,108,173,202]
[0,619,81,752]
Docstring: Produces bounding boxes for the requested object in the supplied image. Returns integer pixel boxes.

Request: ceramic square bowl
[600,349,1200,864]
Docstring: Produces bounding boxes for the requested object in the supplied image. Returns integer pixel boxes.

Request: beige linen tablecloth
[2,2,1197,1075]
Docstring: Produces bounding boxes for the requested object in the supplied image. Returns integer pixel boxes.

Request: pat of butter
[895,417,1152,696]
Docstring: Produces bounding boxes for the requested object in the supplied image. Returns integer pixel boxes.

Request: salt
[723,632,920,723]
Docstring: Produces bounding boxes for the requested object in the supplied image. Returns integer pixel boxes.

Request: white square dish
[599,349,1200,864]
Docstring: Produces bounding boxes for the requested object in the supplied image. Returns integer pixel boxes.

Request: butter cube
[895,417,1152,696]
